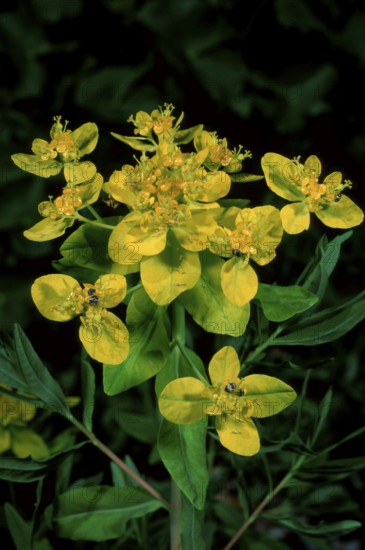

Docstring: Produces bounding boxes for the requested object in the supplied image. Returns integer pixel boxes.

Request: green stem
[69,416,170,510]
[86,205,101,219]
[74,213,115,230]
[175,339,208,383]
[171,300,186,342]
[125,282,143,298]
[222,455,306,550]
[170,480,182,550]
[240,325,283,367]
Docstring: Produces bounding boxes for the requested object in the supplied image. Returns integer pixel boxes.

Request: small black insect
[225,382,237,393]
[89,295,99,306]
[334,194,341,202]
[236,389,245,397]
[232,249,244,257]
[88,288,96,296]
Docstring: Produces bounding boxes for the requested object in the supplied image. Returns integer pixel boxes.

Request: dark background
[0,0,365,547]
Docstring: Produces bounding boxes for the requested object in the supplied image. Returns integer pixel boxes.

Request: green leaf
[4,503,32,550]
[59,216,138,277]
[110,132,156,152]
[255,283,318,321]
[156,346,209,509]
[24,217,75,242]
[311,387,333,446]
[103,287,170,394]
[218,198,251,209]
[0,441,88,483]
[230,173,264,182]
[0,325,71,416]
[70,122,99,157]
[174,124,204,145]
[158,419,208,510]
[272,292,365,346]
[297,231,352,302]
[11,154,62,178]
[54,486,165,541]
[179,252,250,336]
[264,516,361,539]
[180,492,206,550]
[80,354,95,432]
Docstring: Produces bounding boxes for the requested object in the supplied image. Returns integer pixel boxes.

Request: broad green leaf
[158,419,208,509]
[179,252,250,336]
[255,283,318,321]
[297,231,352,301]
[103,287,170,394]
[59,217,139,277]
[54,486,165,541]
[218,199,250,209]
[4,503,32,550]
[110,132,156,152]
[11,153,62,178]
[141,236,201,305]
[272,292,365,346]
[80,354,95,431]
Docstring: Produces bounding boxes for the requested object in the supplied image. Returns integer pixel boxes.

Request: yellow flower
[159,347,296,456]
[0,385,49,459]
[194,129,252,173]
[105,114,233,305]
[31,274,129,365]
[209,205,283,306]
[24,173,103,242]
[11,116,99,179]
[262,153,364,234]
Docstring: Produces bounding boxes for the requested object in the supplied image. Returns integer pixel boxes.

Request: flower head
[11,116,99,179]
[0,385,49,459]
[31,273,129,364]
[159,347,296,456]
[208,205,283,305]
[262,153,364,233]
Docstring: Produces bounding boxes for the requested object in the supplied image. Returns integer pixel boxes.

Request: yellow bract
[31,273,129,364]
[209,205,283,306]
[0,386,49,459]
[158,346,297,456]
[262,153,364,233]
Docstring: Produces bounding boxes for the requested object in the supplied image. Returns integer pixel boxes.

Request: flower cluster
[159,347,296,456]
[12,117,103,242]
[262,153,363,233]
[31,274,129,364]
[106,104,276,307]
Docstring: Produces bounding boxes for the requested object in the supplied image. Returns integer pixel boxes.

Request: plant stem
[240,325,283,367]
[222,456,305,550]
[86,205,101,219]
[168,301,186,549]
[170,479,182,550]
[74,213,115,230]
[69,415,170,509]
